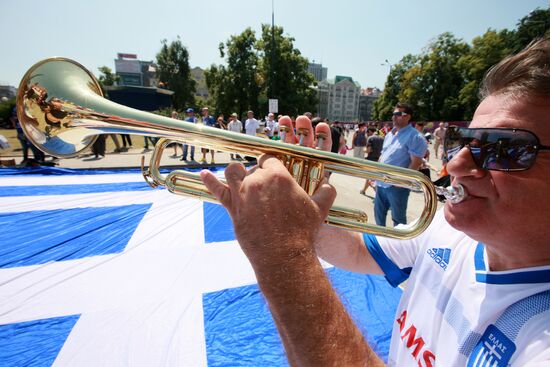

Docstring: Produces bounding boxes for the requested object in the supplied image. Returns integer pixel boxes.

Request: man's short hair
[247,110,253,115]
[358,122,366,128]
[481,36,550,99]
[395,102,413,117]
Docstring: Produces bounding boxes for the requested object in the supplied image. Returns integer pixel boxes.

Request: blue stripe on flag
[0,182,154,197]
[203,268,402,365]
[203,202,236,243]
[0,204,151,268]
[0,314,80,367]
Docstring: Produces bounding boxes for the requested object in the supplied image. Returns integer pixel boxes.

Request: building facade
[114,53,157,87]
[358,87,381,122]
[317,76,361,122]
[191,67,209,100]
[307,62,328,82]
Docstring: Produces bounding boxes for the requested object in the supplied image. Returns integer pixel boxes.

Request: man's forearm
[251,247,384,367]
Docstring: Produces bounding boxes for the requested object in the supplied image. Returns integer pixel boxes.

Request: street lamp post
[381,59,393,72]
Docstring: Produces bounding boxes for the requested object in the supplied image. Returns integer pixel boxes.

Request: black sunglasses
[392,111,408,117]
[444,126,550,171]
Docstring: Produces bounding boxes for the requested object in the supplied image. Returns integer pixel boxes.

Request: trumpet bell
[17,58,104,157]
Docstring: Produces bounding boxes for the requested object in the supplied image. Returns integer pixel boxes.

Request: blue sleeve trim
[363,234,411,287]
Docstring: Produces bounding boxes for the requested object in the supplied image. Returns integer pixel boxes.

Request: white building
[318,76,361,122]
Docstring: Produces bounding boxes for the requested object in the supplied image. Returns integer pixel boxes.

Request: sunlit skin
[444,94,550,270]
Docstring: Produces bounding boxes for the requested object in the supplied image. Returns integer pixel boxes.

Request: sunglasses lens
[444,127,539,171]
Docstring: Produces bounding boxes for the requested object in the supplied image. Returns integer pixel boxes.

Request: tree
[97,66,120,97]
[97,66,120,87]
[156,37,196,111]
[513,7,550,51]
[401,33,469,121]
[205,28,260,118]
[258,24,318,116]
[372,54,417,120]
[456,29,515,119]
[205,25,318,118]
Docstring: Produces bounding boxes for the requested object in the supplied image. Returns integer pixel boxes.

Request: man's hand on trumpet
[199,116,381,366]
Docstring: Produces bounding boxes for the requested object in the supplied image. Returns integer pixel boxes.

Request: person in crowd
[227,113,243,160]
[215,115,227,130]
[170,110,182,158]
[200,107,216,164]
[120,133,132,151]
[108,134,123,153]
[351,122,368,159]
[264,112,277,138]
[181,108,197,161]
[244,110,260,162]
[433,122,446,160]
[374,103,428,226]
[244,110,260,137]
[330,120,345,154]
[415,121,432,179]
[10,106,45,163]
[199,37,550,366]
[360,127,384,195]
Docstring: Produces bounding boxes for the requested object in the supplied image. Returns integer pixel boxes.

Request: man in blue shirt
[374,102,428,226]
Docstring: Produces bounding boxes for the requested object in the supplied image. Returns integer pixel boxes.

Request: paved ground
[0,131,445,229]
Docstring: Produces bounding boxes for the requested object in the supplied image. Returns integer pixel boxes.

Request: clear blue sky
[1,0,548,90]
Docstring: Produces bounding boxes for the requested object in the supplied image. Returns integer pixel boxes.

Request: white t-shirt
[227,119,242,133]
[265,119,277,137]
[364,210,550,366]
[245,118,259,136]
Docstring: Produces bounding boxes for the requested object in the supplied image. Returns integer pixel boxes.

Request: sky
[1,0,548,90]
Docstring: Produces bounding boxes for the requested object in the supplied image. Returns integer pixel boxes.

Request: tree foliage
[97,66,120,87]
[96,66,120,97]
[514,8,550,51]
[258,25,317,116]
[373,6,549,122]
[205,28,259,118]
[156,37,196,111]
[205,25,317,118]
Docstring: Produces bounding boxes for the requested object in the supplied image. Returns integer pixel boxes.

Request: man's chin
[443,203,474,233]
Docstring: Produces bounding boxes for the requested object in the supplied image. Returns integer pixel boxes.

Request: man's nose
[446,146,486,179]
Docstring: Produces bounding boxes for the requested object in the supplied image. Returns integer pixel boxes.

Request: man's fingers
[258,154,286,171]
[224,163,247,193]
[311,178,337,217]
[200,169,232,207]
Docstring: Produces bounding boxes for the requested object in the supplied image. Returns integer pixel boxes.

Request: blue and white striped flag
[0,167,401,366]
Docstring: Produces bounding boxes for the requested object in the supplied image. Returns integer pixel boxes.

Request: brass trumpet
[16,57,460,239]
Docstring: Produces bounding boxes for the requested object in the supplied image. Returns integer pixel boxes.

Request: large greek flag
[0,167,401,366]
